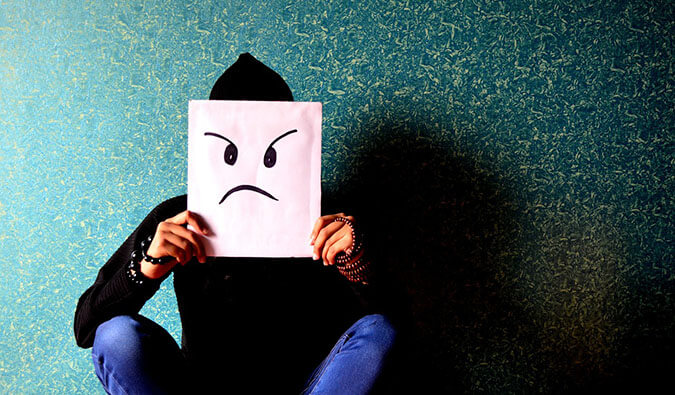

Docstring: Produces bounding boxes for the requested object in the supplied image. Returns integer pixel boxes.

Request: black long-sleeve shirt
[74,194,382,391]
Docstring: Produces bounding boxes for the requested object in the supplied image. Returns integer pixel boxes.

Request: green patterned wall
[0,0,672,392]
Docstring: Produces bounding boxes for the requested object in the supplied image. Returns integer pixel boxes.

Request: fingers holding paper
[310,213,355,266]
[140,210,208,279]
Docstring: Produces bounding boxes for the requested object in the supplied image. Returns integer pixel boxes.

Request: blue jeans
[92,314,396,394]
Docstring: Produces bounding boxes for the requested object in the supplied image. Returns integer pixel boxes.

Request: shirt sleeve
[73,196,186,348]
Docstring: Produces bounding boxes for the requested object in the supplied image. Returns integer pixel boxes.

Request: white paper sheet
[188,100,322,257]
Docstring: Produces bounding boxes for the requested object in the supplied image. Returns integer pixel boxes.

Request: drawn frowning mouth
[219,184,278,204]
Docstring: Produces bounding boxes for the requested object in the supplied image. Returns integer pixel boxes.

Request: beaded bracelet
[336,255,372,284]
[140,235,173,265]
[331,217,370,284]
[126,250,147,286]
[332,217,363,266]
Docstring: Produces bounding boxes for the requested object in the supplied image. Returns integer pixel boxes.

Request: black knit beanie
[209,53,294,102]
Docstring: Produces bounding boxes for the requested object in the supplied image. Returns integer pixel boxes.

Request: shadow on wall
[324,115,526,392]
[325,113,674,393]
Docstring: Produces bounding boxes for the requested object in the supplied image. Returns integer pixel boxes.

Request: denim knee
[92,315,143,362]
[91,315,187,394]
[350,314,397,357]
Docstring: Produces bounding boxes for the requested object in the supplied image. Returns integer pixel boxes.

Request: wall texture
[0,0,672,392]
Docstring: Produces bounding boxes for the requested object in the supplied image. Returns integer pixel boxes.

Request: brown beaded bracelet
[330,217,371,283]
[332,217,363,266]
[336,255,372,284]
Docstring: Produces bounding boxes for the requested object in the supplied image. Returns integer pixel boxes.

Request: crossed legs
[92,314,396,394]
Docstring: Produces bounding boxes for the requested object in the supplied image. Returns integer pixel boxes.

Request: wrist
[137,233,174,280]
[126,249,165,288]
[141,235,173,265]
[139,259,166,280]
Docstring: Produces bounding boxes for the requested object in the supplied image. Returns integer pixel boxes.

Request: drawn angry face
[187,100,322,258]
[204,128,298,203]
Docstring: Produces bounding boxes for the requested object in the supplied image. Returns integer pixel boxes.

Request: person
[73,53,397,394]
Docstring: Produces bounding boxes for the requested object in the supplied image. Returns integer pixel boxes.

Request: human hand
[140,210,208,279]
[309,213,356,266]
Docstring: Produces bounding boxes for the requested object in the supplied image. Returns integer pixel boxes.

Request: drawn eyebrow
[267,129,298,149]
[204,132,236,146]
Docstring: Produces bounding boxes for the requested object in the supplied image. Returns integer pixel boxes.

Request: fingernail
[313,253,319,260]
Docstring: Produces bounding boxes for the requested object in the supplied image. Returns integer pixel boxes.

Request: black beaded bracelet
[126,250,147,286]
[332,217,363,267]
[140,235,172,265]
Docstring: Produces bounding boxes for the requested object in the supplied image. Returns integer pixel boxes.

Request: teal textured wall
[0,0,672,392]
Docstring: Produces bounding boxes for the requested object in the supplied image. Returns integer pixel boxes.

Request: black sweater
[74,194,381,391]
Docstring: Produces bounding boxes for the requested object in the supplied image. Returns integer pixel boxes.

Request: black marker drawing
[219,184,278,203]
[204,132,238,165]
[264,129,297,168]
[204,129,298,204]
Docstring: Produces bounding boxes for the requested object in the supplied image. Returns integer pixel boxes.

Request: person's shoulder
[150,194,187,220]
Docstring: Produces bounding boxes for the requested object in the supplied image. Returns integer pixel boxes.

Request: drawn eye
[204,132,238,166]
[224,143,238,165]
[263,129,297,169]
[264,146,277,168]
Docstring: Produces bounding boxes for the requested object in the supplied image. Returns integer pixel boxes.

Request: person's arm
[310,213,388,313]
[73,196,207,348]
[73,204,165,348]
